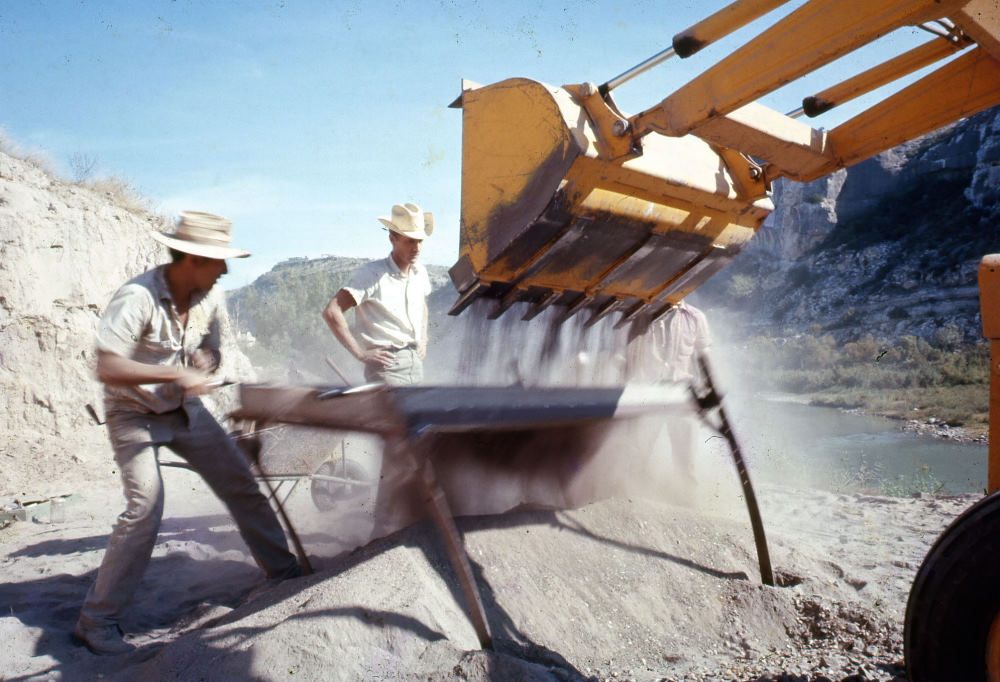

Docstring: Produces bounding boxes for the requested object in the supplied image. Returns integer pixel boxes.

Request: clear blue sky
[0,1,938,288]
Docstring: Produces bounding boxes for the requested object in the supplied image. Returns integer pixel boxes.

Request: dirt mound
[0,477,976,681]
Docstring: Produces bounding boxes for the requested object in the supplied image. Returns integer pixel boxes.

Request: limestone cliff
[695,106,1000,343]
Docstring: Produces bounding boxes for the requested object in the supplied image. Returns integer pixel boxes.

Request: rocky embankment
[898,416,988,444]
[0,151,252,498]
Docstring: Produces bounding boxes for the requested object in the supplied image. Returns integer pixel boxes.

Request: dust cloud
[427,299,631,387]
[425,296,931,512]
[422,299,757,521]
[270,293,890,554]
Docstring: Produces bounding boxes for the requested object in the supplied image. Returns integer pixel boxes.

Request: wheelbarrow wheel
[311,457,372,512]
[905,490,1000,682]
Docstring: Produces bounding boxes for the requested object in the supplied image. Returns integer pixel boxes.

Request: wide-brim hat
[151,211,251,259]
[378,202,433,240]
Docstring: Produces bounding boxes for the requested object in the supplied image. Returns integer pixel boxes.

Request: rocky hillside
[695,106,1000,343]
[0,151,252,497]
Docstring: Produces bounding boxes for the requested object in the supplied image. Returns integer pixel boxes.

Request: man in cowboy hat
[74,211,302,655]
[625,300,712,506]
[322,202,433,385]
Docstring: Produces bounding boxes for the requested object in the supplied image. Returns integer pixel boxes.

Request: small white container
[50,497,66,524]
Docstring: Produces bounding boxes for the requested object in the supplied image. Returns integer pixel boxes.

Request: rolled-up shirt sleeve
[95,284,152,358]
[341,266,377,307]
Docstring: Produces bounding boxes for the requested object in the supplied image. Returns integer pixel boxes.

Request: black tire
[310,458,372,512]
[905,490,1000,681]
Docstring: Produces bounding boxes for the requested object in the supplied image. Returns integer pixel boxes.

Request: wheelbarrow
[229,422,378,513]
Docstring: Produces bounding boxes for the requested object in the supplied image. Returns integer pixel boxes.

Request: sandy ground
[0,438,978,682]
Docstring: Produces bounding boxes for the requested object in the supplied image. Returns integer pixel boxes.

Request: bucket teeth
[521,291,561,321]
[557,295,592,324]
[650,302,675,323]
[488,287,524,320]
[448,282,489,317]
[584,299,622,328]
[614,301,648,329]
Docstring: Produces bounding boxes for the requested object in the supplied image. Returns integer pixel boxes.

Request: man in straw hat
[322,202,433,385]
[74,212,302,655]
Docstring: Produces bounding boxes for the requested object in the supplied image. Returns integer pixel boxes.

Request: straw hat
[151,211,250,259]
[378,203,433,240]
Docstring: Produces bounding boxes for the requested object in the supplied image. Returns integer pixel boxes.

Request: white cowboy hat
[378,203,433,240]
[151,211,250,259]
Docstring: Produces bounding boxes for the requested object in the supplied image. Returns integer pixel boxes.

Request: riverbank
[897,415,987,444]
[754,390,987,444]
[726,335,990,445]
[816,398,989,445]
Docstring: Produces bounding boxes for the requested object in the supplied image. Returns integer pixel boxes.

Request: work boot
[271,561,306,581]
[241,562,307,606]
[73,620,135,655]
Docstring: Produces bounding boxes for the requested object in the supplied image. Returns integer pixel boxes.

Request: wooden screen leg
[416,454,493,650]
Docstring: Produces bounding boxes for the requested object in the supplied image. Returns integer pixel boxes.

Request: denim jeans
[78,401,298,628]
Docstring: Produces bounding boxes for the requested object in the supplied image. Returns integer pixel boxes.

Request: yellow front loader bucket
[448,77,773,325]
[447,0,1000,326]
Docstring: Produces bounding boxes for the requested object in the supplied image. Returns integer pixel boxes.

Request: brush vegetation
[1,129,150,214]
[740,331,990,437]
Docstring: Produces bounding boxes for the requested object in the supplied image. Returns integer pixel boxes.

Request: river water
[723,396,987,495]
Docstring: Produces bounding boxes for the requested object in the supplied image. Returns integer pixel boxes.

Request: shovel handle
[325,356,351,384]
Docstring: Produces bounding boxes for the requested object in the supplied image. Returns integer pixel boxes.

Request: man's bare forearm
[322,293,365,360]
[96,350,185,385]
[96,349,210,390]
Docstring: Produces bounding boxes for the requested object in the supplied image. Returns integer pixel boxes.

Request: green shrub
[881,465,945,497]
